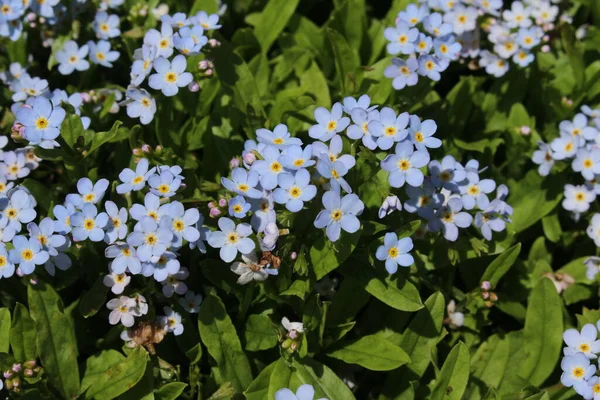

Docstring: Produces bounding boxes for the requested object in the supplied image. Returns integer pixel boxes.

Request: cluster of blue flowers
[384,4,462,89]
[385,0,563,87]
[531,106,600,251]
[124,10,222,125]
[218,94,512,277]
[560,323,600,399]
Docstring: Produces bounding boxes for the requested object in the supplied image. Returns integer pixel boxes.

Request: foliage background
[2,0,600,399]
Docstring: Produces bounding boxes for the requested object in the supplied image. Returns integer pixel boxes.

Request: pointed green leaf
[244,314,278,351]
[327,334,410,371]
[430,342,470,400]
[480,243,521,287]
[10,303,36,361]
[0,308,11,353]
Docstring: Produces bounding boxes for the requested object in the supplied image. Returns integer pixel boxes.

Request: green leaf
[10,303,37,361]
[480,243,521,287]
[80,350,125,393]
[244,314,278,351]
[465,334,511,400]
[326,27,360,95]
[198,294,253,393]
[154,382,188,400]
[244,360,278,400]
[327,334,410,371]
[86,120,123,157]
[267,357,355,399]
[519,278,563,386]
[190,0,219,15]
[28,282,80,399]
[83,348,149,400]
[430,342,470,400]
[541,214,562,243]
[60,113,85,150]
[0,308,11,353]
[253,0,300,53]
[79,276,109,318]
[508,170,563,233]
[399,292,445,377]
[310,229,361,279]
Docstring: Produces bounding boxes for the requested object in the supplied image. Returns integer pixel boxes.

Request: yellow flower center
[419,196,431,207]
[112,218,121,228]
[1,5,10,13]
[573,129,581,136]
[0,183,5,192]
[594,384,600,394]
[96,52,106,61]
[565,143,574,152]
[165,72,177,83]
[133,176,144,184]
[9,165,18,174]
[122,248,131,256]
[159,39,169,48]
[35,117,48,129]
[141,98,151,107]
[580,343,591,352]
[524,37,533,45]
[327,121,337,131]
[21,249,33,261]
[269,161,282,173]
[100,23,110,32]
[331,169,339,179]
[238,184,249,192]
[398,35,408,44]
[515,15,523,22]
[443,212,453,223]
[385,127,397,136]
[331,209,342,221]
[147,211,158,220]
[158,184,170,194]
[293,159,305,167]
[201,23,209,29]
[398,160,410,171]
[272,138,284,145]
[458,15,467,24]
[575,192,585,202]
[290,187,302,198]
[143,60,150,70]
[414,132,423,142]
[145,233,157,245]
[119,304,128,312]
[440,44,448,54]
[84,219,95,230]
[37,235,47,245]
[84,193,96,203]
[69,55,78,63]
[362,122,369,133]
[425,61,435,70]
[227,233,239,244]
[468,185,480,195]
[232,205,243,214]
[505,42,514,51]
[572,367,584,378]
[0,256,6,267]
[388,247,398,258]
[584,159,593,169]
[115,274,125,283]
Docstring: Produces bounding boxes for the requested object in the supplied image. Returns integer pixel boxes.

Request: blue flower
[105,243,142,274]
[221,168,263,199]
[384,58,419,91]
[274,169,317,212]
[474,211,506,241]
[117,158,153,194]
[398,3,428,26]
[9,235,49,275]
[309,103,350,142]
[162,12,190,28]
[313,135,356,169]
[251,145,284,190]
[347,108,379,150]
[423,13,453,37]
[27,217,66,256]
[369,107,409,150]
[428,155,466,191]
[280,144,315,170]
[2,150,29,180]
[0,244,15,279]
[417,55,442,81]
[44,251,72,277]
[250,194,276,233]
[275,384,325,400]
[560,113,598,140]
[513,51,534,68]
[193,11,221,30]
[314,190,363,242]
[562,184,596,213]
[256,124,302,149]
[190,214,211,253]
[409,115,441,150]
[53,202,76,234]
[460,176,496,210]
[560,353,596,396]
[148,170,182,197]
[88,40,120,68]
[131,44,157,86]
[376,232,414,274]
[414,33,433,54]
[433,36,462,60]
[55,41,90,75]
[66,178,109,208]
[180,291,203,313]
[104,201,128,244]
[342,94,377,114]
[127,216,173,261]
[143,22,174,58]
[573,149,600,181]
[125,88,156,125]
[149,55,193,97]
[550,135,581,160]
[428,198,473,242]
[378,195,402,219]
[12,75,48,102]
[1,189,36,232]
[228,196,251,218]
[404,181,444,219]
[16,96,65,149]
[143,251,180,282]
[381,141,430,188]
[30,0,58,18]
[316,154,353,193]
[130,193,166,222]
[72,203,109,242]
[207,217,255,263]
[93,11,120,39]
[384,21,418,55]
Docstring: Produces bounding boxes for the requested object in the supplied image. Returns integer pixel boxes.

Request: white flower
[282,317,304,334]
[148,55,193,97]
[55,40,90,75]
[160,306,183,335]
[103,272,131,294]
[107,296,138,327]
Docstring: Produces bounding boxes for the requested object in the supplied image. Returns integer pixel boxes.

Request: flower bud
[218,198,227,207]
[208,201,216,209]
[289,329,299,340]
[290,252,297,260]
[11,363,21,373]
[290,341,299,351]
[11,123,25,140]
[208,39,221,48]
[541,45,550,53]
[281,338,292,349]
[519,126,531,135]
[480,281,491,291]
[481,291,490,300]
[155,145,163,152]
[141,144,151,153]
[379,195,402,219]
[229,157,240,169]
[132,148,142,156]
[197,60,209,70]
[209,207,221,218]
[243,152,257,166]
[4,370,12,379]
[23,360,36,369]
[24,369,34,377]
[204,69,214,77]
[489,292,498,302]
[188,81,200,92]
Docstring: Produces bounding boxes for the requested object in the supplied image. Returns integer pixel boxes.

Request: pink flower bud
[141,144,151,153]
[289,329,299,340]
[243,152,257,166]
[481,291,490,300]
[26,12,36,21]
[29,278,38,285]
[16,268,23,277]
[24,369,33,377]
[205,69,213,76]
[520,126,531,135]
[229,157,240,169]
[290,341,299,351]
[542,35,550,42]
[132,148,142,156]
[80,92,92,103]
[209,207,221,218]
[188,81,200,92]
[480,281,491,291]
[290,252,297,260]
[11,364,21,373]
[4,370,12,379]
[208,201,216,208]
[541,45,550,53]
[208,39,221,48]
[198,60,208,70]
[218,198,227,207]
